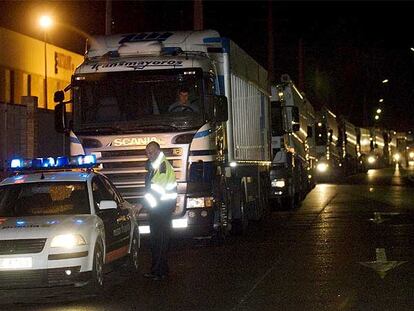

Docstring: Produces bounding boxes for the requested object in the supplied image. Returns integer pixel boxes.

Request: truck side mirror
[55,102,67,134]
[291,106,300,132]
[54,90,64,103]
[207,95,228,122]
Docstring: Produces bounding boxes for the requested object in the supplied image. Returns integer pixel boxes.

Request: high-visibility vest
[144,152,177,208]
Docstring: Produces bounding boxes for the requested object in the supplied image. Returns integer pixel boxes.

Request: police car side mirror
[99,200,117,210]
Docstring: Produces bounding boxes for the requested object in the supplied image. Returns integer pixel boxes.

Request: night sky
[0,0,413,131]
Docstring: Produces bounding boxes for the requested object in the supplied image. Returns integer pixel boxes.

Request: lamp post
[39,15,53,108]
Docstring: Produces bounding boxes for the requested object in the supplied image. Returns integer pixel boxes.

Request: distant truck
[339,117,360,174]
[314,106,342,180]
[269,75,315,209]
[54,30,271,239]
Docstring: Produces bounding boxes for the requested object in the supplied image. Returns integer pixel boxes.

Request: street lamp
[382,79,389,84]
[374,115,380,120]
[379,98,384,103]
[39,15,53,108]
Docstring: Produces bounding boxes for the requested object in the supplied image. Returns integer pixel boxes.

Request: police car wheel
[90,241,104,292]
[128,232,140,273]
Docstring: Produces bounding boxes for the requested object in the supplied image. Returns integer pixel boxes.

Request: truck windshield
[0,182,90,217]
[72,69,205,132]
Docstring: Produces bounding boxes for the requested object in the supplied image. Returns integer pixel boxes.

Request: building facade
[0,27,83,176]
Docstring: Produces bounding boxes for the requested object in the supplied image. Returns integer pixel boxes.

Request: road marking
[369,212,400,224]
[359,248,407,279]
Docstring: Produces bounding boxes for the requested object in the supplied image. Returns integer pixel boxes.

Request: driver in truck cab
[168,87,199,113]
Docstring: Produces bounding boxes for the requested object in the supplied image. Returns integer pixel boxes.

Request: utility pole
[193,0,203,31]
[106,0,112,35]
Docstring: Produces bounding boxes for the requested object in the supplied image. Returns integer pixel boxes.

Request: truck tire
[212,176,231,244]
[231,187,248,235]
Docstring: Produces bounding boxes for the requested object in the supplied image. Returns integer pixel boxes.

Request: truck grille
[0,239,46,255]
[98,147,185,201]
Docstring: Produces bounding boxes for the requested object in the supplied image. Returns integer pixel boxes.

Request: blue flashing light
[8,155,97,171]
[16,220,26,226]
[11,159,23,168]
[56,156,69,167]
[74,219,84,224]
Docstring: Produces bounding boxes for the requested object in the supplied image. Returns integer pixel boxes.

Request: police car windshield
[73,69,204,132]
[0,182,90,217]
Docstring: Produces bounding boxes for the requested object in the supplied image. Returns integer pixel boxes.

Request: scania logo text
[112,137,163,147]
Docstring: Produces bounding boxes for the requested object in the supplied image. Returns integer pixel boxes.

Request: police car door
[92,176,130,263]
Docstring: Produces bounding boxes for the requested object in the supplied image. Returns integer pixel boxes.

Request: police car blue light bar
[8,155,97,171]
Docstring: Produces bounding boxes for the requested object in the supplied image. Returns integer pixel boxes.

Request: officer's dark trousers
[149,204,173,277]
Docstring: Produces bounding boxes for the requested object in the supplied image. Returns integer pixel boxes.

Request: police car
[0,155,140,291]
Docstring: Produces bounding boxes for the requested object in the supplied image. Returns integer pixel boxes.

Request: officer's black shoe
[143,273,157,279]
[152,275,167,281]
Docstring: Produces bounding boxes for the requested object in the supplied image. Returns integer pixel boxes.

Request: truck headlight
[271,179,285,188]
[51,234,86,248]
[367,156,376,164]
[316,163,328,173]
[187,197,214,208]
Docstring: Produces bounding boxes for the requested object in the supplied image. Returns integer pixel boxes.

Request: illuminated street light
[382,79,389,84]
[376,108,382,114]
[374,115,380,120]
[379,98,384,103]
[411,47,414,52]
[39,15,53,29]
[39,15,53,108]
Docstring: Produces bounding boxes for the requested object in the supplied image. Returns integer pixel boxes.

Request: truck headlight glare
[51,234,86,248]
[316,163,328,173]
[271,179,285,188]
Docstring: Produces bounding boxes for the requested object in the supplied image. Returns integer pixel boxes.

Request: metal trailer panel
[358,127,372,155]
[226,40,270,162]
[344,120,358,158]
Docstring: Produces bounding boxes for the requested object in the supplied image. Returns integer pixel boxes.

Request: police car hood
[0,215,96,240]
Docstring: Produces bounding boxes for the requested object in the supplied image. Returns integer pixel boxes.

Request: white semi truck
[269,75,315,209]
[54,30,271,239]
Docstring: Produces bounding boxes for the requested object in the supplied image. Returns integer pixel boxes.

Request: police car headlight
[51,234,86,248]
[271,179,285,188]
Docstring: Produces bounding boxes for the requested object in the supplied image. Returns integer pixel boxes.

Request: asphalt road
[2,166,414,311]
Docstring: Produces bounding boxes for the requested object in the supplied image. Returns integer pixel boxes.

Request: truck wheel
[231,188,248,235]
[89,241,104,294]
[282,194,297,210]
[127,231,140,274]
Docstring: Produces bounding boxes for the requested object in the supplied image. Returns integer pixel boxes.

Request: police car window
[101,177,123,204]
[92,177,114,210]
[0,182,90,217]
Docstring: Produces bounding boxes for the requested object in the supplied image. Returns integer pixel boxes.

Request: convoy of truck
[52,29,402,239]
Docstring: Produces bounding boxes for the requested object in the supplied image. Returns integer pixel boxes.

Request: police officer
[143,141,177,280]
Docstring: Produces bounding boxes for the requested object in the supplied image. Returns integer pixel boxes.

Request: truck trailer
[54,30,271,239]
[269,75,315,209]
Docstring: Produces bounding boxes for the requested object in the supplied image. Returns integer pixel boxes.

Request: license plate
[0,257,32,269]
